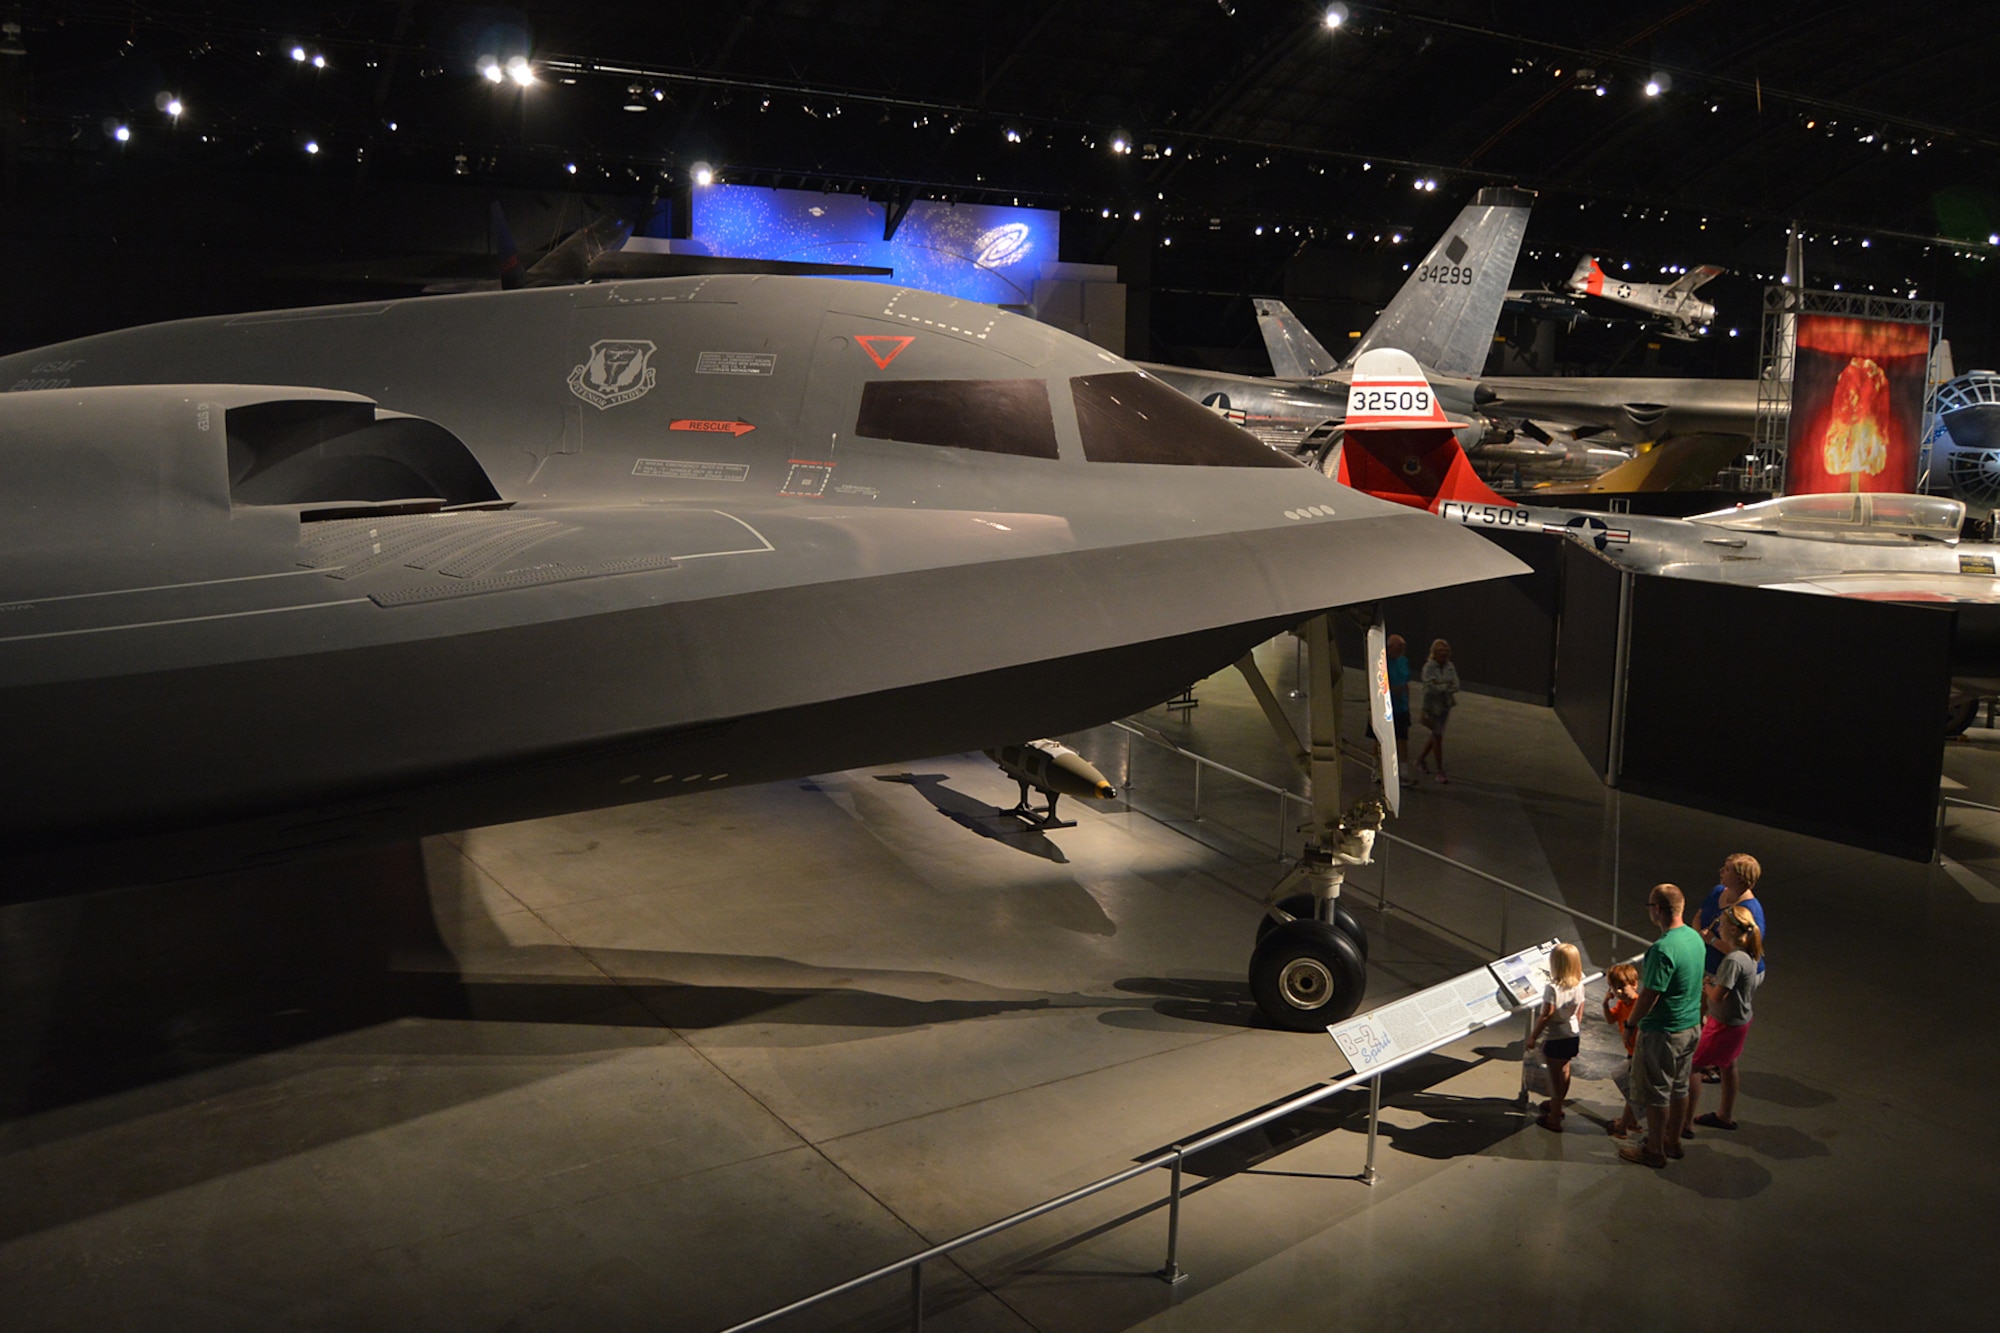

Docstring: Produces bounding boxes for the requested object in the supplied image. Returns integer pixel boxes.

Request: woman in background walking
[1417,638,1460,783]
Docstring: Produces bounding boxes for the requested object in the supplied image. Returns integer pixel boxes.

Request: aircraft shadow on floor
[874,772,1071,862]
[1106,975,1262,1030]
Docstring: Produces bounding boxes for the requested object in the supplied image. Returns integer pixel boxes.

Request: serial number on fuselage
[1438,501,1530,527]
[1415,265,1475,285]
[1346,388,1434,414]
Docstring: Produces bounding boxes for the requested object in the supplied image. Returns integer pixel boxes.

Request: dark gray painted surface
[0,276,1524,894]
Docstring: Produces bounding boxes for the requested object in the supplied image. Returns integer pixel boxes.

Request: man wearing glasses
[1618,884,1706,1168]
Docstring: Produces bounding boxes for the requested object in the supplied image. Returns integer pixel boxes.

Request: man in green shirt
[1618,883,1706,1168]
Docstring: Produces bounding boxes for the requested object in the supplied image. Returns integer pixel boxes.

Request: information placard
[1488,939,1559,1009]
[1328,965,1514,1074]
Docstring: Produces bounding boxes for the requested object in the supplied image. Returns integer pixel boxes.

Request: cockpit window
[1070,371,1298,467]
[855,379,1059,459]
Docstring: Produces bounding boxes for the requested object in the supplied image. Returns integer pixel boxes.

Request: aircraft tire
[1249,919,1367,1032]
[1256,893,1369,961]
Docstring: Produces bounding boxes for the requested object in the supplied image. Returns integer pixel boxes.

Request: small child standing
[1527,943,1585,1131]
[1602,962,1641,1138]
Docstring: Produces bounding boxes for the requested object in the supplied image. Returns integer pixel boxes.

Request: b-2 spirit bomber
[0,274,1524,1030]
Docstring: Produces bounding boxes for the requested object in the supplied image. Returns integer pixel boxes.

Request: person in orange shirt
[1602,962,1641,1138]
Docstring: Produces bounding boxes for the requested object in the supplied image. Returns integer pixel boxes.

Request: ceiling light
[1645,81,1661,97]
[290,46,306,62]
[478,58,503,83]
[505,56,534,87]
[112,124,130,143]
[1324,4,1348,28]
[565,162,577,175]
[693,162,714,186]
[305,140,319,154]
[164,98,183,118]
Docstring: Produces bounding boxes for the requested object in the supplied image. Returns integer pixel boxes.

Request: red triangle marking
[857,334,915,369]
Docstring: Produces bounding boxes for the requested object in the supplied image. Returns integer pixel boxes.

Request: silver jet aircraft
[0,276,1525,1030]
[1143,187,1534,456]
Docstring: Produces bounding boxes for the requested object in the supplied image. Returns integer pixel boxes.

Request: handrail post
[1518,1007,1537,1109]
[1192,762,1202,821]
[1158,1147,1189,1284]
[910,1261,923,1331]
[1363,1074,1382,1186]
[1275,791,1287,861]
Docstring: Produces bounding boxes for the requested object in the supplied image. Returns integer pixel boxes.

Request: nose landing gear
[1234,611,1392,1031]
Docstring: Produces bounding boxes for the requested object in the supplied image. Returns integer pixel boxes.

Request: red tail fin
[1338,427,1510,512]
[1337,348,1511,512]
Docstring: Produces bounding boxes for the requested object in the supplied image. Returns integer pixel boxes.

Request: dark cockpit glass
[1070,371,1298,467]
[855,379,1060,459]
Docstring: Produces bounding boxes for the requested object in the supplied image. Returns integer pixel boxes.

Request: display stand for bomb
[1002,781,1077,830]
[1164,686,1199,718]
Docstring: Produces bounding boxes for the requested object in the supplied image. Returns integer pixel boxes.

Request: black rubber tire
[1249,918,1367,1032]
[1256,893,1369,961]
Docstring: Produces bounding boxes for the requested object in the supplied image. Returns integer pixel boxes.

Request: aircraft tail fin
[1337,348,1510,512]
[1568,255,1606,296]
[1253,299,1341,379]
[1346,186,1533,380]
[522,214,634,288]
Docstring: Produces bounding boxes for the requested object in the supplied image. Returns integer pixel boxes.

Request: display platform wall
[1340,527,1562,706]
[1552,542,1626,779]
[1618,576,1953,862]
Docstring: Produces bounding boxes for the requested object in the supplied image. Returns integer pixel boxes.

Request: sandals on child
[1694,1112,1738,1130]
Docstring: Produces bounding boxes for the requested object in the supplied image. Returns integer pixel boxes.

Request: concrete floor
[3,634,1996,1330]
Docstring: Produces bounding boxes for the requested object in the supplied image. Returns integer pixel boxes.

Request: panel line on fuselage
[0,598,372,644]
[4,567,340,607]
[669,510,776,558]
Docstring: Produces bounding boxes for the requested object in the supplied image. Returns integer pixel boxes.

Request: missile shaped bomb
[986,740,1116,802]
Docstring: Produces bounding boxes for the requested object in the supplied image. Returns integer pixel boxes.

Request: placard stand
[1327,939,1559,1185]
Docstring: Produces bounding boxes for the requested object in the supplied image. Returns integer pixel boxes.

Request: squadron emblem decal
[568,339,658,410]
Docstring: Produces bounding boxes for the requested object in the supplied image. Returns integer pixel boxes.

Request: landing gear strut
[1234,611,1389,1031]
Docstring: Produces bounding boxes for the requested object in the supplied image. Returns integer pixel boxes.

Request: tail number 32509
[1347,388,1433,414]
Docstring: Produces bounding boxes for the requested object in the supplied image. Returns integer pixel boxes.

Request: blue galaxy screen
[690,185,1057,304]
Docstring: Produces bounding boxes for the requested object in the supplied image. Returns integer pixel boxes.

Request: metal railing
[725,970,1545,1332]
[724,732,1656,1331]
[1114,719,1654,958]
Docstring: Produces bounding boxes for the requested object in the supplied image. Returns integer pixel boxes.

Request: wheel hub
[1278,956,1334,1010]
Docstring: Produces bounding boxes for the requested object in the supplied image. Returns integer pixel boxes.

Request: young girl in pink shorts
[1687,906,1763,1132]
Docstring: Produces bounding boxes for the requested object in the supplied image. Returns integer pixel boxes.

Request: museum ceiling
[5,1,1998,361]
